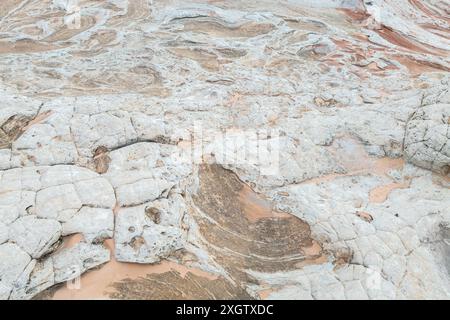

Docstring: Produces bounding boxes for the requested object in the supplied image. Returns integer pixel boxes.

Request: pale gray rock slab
[221,136,345,190]
[8,258,37,300]
[0,93,42,124]
[11,111,78,167]
[0,164,118,299]
[106,142,192,185]
[115,194,186,263]
[0,191,35,219]
[367,0,450,51]
[14,259,55,300]
[105,142,192,207]
[342,107,407,158]
[115,178,174,207]
[272,174,384,226]
[52,242,110,283]
[436,222,450,276]
[74,178,116,209]
[0,222,9,244]
[0,243,32,300]
[130,113,166,141]
[71,111,138,156]
[404,103,450,174]
[36,184,83,221]
[9,215,62,259]
[0,150,11,170]
[288,0,363,8]
[0,167,42,193]
[40,166,98,188]
[0,0,449,301]
[62,207,114,243]
[108,142,162,171]
[0,205,19,225]
[264,168,450,299]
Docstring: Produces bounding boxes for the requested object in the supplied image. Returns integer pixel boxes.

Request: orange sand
[52,239,218,300]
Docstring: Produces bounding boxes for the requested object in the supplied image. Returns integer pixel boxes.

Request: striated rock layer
[0,0,449,300]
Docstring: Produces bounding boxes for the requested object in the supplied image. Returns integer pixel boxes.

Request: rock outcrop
[0,0,449,300]
[404,103,450,174]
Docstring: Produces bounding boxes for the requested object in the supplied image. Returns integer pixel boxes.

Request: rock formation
[0,0,449,300]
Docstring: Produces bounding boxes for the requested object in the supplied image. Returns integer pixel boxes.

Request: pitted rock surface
[0,0,449,300]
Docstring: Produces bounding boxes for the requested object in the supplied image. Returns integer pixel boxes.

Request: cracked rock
[0,222,8,244]
[115,194,186,263]
[52,242,110,283]
[62,207,114,243]
[0,243,32,300]
[9,216,61,259]
[0,114,34,149]
[404,103,450,174]
[36,184,83,221]
[1,0,450,301]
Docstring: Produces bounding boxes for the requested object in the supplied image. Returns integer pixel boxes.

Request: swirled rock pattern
[0,0,449,300]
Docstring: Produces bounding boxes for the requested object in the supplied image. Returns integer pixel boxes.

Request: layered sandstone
[0,0,449,300]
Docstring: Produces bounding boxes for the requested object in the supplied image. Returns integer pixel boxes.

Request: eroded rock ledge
[0,0,449,300]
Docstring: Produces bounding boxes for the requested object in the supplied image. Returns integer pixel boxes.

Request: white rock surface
[404,103,450,174]
[115,193,187,263]
[9,216,61,258]
[0,222,8,245]
[0,0,449,300]
[36,184,83,221]
[0,243,32,300]
[62,207,114,243]
[52,242,110,283]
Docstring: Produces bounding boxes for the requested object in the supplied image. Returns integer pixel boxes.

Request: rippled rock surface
[0,0,449,300]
